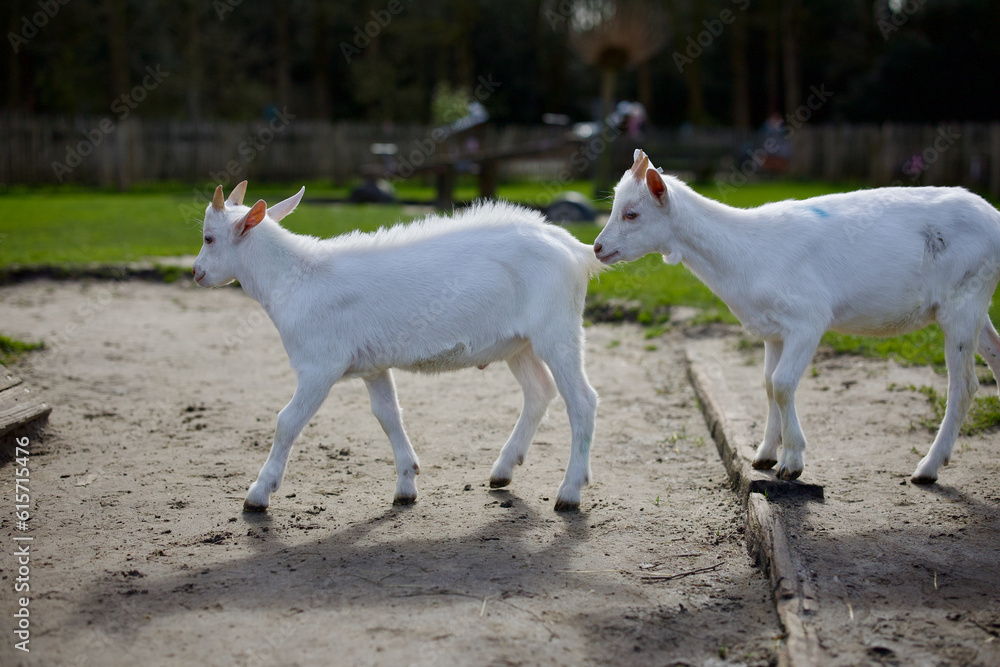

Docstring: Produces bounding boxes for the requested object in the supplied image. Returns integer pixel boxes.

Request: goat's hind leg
[912,318,980,484]
[245,370,339,511]
[365,370,421,504]
[977,319,1000,398]
[490,346,558,489]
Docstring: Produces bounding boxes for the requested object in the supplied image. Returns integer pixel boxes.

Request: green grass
[0,334,44,366]
[3,178,1000,370]
[0,193,415,265]
[909,384,1000,436]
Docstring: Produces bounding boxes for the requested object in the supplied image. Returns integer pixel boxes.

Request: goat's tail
[571,238,609,279]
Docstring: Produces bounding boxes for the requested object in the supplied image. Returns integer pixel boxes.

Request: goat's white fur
[193,183,604,511]
[595,150,1000,484]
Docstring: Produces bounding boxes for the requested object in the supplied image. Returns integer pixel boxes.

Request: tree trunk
[781,0,801,115]
[184,0,202,121]
[274,0,292,110]
[676,0,706,123]
[104,0,129,105]
[731,12,750,129]
[5,3,23,110]
[312,0,330,119]
[595,66,618,196]
[637,61,653,119]
[765,0,780,115]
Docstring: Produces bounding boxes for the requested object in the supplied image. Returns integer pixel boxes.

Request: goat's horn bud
[212,185,225,211]
[227,180,248,206]
[630,151,649,180]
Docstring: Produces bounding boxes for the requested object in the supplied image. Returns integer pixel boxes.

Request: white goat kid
[595,150,1000,485]
[193,182,604,511]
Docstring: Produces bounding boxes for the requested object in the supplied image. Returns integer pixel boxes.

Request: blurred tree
[312,0,331,119]
[182,0,204,120]
[103,0,129,106]
[274,0,292,110]
[780,0,801,113]
[571,0,667,192]
[0,0,998,127]
[730,2,750,128]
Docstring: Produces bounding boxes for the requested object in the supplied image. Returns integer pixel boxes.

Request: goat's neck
[668,188,758,304]
[235,225,308,314]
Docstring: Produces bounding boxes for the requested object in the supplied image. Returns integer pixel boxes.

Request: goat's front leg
[244,371,338,511]
[752,339,783,470]
[769,333,821,481]
[536,336,598,511]
[364,370,420,505]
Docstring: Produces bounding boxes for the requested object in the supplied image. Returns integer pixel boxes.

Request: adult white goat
[193,182,604,511]
[595,150,1000,485]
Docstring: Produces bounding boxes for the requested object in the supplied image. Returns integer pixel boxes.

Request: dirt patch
[690,336,1000,666]
[0,281,779,666]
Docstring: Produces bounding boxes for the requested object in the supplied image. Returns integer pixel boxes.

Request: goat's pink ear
[646,168,667,207]
[236,199,267,237]
[268,186,304,222]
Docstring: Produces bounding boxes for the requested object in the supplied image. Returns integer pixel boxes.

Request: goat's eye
[624,210,638,220]
[204,235,214,245]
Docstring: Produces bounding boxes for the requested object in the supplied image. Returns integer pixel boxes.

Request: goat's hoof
[392,495,417,505]
[553,498,580,512]
[242,500,268,513]
[489,476,511,489]
[752,458,777,470]
[776,467,802,481]
[910,474,937,485]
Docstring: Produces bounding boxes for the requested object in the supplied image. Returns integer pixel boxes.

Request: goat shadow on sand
[58,490,778,665]
[779,482,1000,620]
[68,492,592,633]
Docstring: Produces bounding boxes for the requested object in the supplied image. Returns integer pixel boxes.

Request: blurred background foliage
[4,0,999,127]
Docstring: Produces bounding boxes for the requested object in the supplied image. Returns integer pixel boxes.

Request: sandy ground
[694,337,1000,666]
[0,280,780,667]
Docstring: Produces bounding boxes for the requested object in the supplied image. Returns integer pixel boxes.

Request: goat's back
[276,201,602,373]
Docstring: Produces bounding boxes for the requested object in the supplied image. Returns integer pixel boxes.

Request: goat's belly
[399,338,528,374]
[832,304,937,337]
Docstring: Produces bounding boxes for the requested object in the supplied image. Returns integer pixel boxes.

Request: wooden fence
[2,113,998,198]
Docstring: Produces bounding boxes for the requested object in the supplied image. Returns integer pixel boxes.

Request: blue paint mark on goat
[809,206,830,218]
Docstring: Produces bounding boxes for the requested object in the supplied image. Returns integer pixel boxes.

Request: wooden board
[0,385,51,439]
[0,364,22,392]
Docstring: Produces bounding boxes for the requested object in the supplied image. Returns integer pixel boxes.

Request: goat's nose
[191,267,196,275]
[593,242,603,255]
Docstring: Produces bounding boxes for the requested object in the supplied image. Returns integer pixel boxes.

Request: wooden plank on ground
[0,384,51,440]
[0,364,22,392]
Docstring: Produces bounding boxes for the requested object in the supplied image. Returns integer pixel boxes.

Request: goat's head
[594,149,681,265]
[192,182,304,287]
